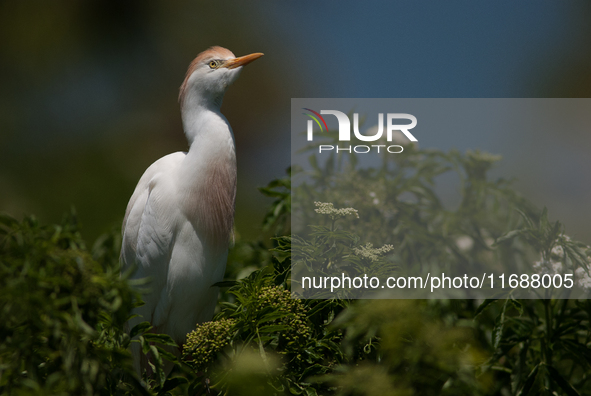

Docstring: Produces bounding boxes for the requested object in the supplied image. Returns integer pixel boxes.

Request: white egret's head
[179,46,263,108]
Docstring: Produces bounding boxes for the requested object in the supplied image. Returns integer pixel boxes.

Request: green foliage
[478,208,591,395]
[292,208,396,299]
[183,242,345,395]
[0,211,140,395]
[324,300,490,396]
[2,142,591,396]
[259,167,292,236]
[495,207,590,282]
[475,297,591,395]
[294,145,536,281]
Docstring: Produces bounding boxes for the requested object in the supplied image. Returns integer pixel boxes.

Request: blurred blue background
[1,1,590,242]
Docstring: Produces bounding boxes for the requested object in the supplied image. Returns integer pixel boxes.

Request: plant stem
[543,299,552,366]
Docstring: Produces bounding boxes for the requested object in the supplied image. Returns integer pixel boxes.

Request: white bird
[121,46,263,372]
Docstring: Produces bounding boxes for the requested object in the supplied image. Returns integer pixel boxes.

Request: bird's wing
[121,152,186,323]
[121,152,185,269]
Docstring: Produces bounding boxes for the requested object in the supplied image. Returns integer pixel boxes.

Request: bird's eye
[209,60,219,69]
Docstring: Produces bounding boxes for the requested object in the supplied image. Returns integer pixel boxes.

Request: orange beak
[223,52,264,69]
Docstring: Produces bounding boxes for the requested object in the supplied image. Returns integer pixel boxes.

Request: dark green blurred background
[1,1,590,243]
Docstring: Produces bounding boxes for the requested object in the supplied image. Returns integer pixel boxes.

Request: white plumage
[121,46,263,372]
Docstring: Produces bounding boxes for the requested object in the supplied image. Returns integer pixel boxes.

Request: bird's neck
[181,92,226,146]
[179,99,237,250]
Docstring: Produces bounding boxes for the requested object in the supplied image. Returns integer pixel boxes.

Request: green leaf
[516,364,539,396]
[143,333,178,347]
[305,387,319,396]
[474,299,498,318]
[258,324,292,333]
[493,299,508,349]
[158,377,189,395]
[547,365,580,396]
[156,347,179,363]
[495,230,524,245]
[149,344,166,388]
[257,311,293,325]
[130,322,153,339]
[516,209,535,229]
[126,375,152,396]
[307,300,335,318]
[508,298,523,315]
[562,339,591,365]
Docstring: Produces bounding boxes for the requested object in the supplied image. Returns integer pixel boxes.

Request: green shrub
[2,142,591,396]
[0,211,141,395]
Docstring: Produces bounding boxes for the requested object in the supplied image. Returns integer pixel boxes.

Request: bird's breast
[177,136,237,252]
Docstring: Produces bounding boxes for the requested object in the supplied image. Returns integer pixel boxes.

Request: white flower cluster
[314,202,359,220]
[575,267,591,289]
[551,245,564,258]
[532,259,564,275]
[353,242,394,262]
[455,236,474,252]
[531,236,591,289]
[369,192,380,205]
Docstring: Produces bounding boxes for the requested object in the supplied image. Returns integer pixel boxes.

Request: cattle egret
[121,46,263,373]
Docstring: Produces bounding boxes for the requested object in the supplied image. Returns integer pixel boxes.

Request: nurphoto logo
[303,109,418,154]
